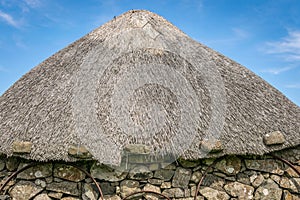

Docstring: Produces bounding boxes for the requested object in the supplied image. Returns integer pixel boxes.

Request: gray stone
[202,174,223,188]
[153,169,174,181]
[178,158,201,168]
[48,192,63,199]
[161,163,177,170]
[161,182,171,189]
[9,181,43,200]
[33,194,51,200]
[0,195,10,200]
[237,173,251,185]
[286,166,300,178]
[35,179,46,188]
[191,171,202,183]
[68,145,92,158]
[128,165,153,180]
[280,177,300,193]
[120,180,140,198]
[162,188,184,198]
[199,187,230,200]
[17,163,52,180]
[61,198,80,200]
[283,190,300,200]
[245,159,285,175]
[6,157,20,171]
[172,167,191,188]
[12,141,32,153]
[148,178,163,185]
[46,181,79,196]
[215,156,241,175]
[263,131,285,145]
[90,163,127,182]
[250,173,265,188]
[54,164,85,182]
[224,181,254,199]
[0,159,5,171]
[254,179,283,200]
[103,195,121,200]
[100,182,116,195]
[143,183,161,200]
[82,183,98,200]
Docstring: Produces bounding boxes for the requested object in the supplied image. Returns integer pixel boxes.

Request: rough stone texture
[162,188,184,198]
[12,141,32,153]
[6,157,20,171]
[9,181,43,200]
[178,158,201,168]
[0,159,5,171]
[153,169,174,181]
[254,179,283,200]
[215,156,241,175]
[68,145,92,158]
[46,181,79,196]
[245,159,285,175]
[148,178,163,185]
[100,182,116,195]
[120,180,140,198]
[143,183,161,200]
[263,131,285,145]
[17,163,52,180]
[103,195,122,200]
[286,166,300,177]
[54,164,85,182]
[224,181,254,199]
[161,182,172,189]
[33,194,51,200]
[90,163,127,182]
[191,171,202,183]
[0,149,299,200]
[128,165,153,180]
[82,183,98,200]
[61,198,80,200]
[283,190,300,200]
[48,192,63,199]
[172,167,192,188]
[199,187,230,200]
[250,173,265,188]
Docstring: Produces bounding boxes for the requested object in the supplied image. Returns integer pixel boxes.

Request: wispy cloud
[285,83,300,89]
[23,0,42,8]
[261,65,296,75]
[0,10,20,27]
[264,30,300,61]
[0,66,8,72]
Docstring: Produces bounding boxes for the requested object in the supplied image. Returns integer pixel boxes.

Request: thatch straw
[0,10,299,165]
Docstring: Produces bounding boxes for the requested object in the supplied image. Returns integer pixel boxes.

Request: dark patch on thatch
[0,10,299,164]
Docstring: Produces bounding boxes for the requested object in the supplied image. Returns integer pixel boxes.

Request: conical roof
[0,10,299,165]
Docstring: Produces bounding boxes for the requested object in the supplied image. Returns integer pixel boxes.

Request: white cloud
[0,10,20,27]
[265,30,300,61]
[261,65,296,75]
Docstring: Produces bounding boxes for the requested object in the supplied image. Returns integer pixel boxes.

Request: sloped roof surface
[0,10,299,164]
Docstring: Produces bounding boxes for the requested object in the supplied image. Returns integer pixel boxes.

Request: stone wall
[0,147,299,200]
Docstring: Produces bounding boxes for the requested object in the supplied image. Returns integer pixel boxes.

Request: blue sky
[0,0,299,106]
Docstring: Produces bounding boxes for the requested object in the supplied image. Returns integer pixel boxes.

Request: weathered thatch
[0,10,299,166]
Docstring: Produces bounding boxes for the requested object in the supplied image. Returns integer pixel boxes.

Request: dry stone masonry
[0,146,299,200]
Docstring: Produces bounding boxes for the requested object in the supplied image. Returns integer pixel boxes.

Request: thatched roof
[0,10,299,165]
